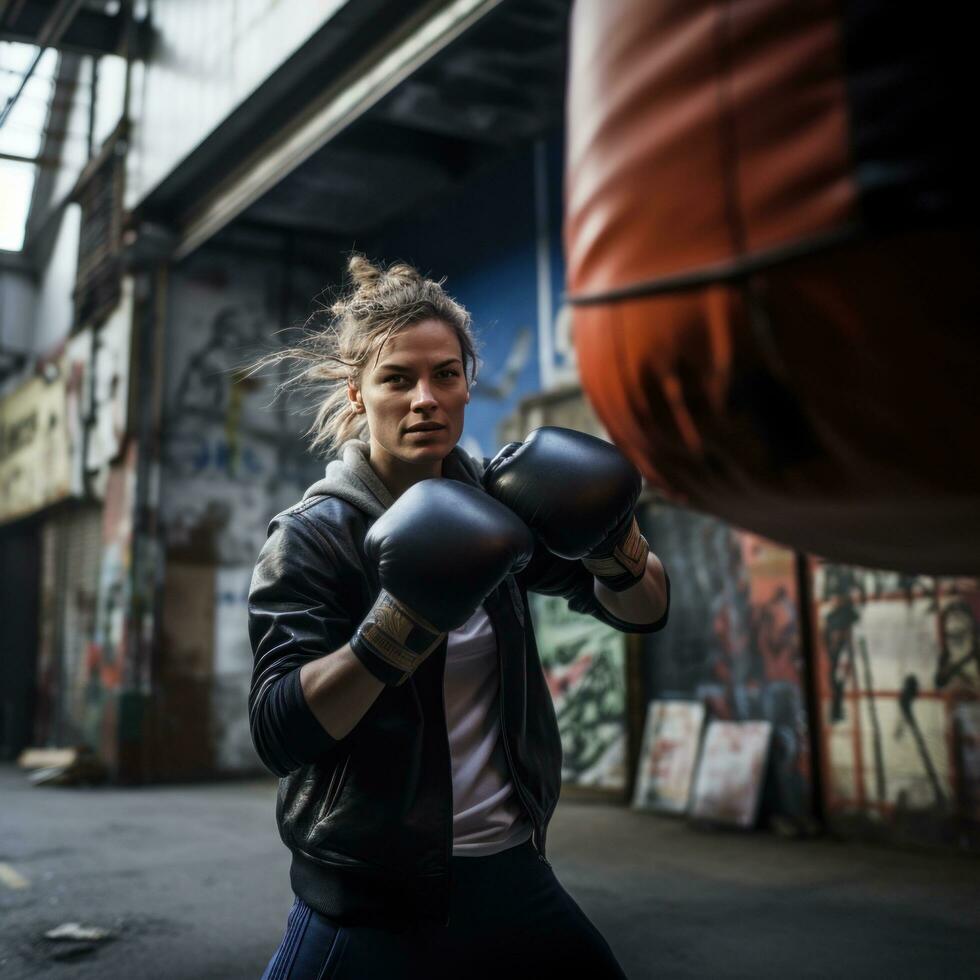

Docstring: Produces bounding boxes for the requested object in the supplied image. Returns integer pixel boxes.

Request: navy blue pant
[261,840,628,979]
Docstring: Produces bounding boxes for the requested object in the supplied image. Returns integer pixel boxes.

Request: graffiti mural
[79,440,137,769]
[813,563,980,839]
[166,302,274,481]
[162,255,323,552]
[530,592,629,790]
[642,505,810,821]
[158,248,326,775]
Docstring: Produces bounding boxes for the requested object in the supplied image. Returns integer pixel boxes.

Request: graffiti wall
[642,504,811,823]
[812,563,980,847]
[161,256,322,565]
[531,592,629,791]
[157,244,327,776]
[7,272,144,775]
[30,441,139,772]
[81,440,137,771]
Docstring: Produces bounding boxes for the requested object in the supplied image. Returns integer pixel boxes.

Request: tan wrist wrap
[350,590,445,686]
[582,516,650,591]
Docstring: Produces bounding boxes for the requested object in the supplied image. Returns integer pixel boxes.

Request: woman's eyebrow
[376,358,462,372]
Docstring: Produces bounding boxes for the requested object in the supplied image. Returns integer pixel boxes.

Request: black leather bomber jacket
[247,452,668,927]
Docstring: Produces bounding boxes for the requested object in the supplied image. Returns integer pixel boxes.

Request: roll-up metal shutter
[36,505,103,746]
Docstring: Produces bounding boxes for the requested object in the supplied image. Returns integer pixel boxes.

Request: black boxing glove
[483,427,649,592]
[350,479,534,685]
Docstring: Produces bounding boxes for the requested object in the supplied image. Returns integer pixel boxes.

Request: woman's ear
[347,380,364,413]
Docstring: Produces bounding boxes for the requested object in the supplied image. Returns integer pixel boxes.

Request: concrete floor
[0,765,977,979]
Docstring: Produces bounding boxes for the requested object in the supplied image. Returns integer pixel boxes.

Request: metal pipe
[86,54,98,158]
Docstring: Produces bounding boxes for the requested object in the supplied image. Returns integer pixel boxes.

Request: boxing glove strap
[582,516,650,592]
[350,590,445,686]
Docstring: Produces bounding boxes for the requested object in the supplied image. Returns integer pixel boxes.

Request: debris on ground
[44,923,114,942]
[16,747,107,786]
[40,921,115,962]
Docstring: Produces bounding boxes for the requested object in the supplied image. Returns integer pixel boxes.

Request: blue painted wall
[369,137,566,460]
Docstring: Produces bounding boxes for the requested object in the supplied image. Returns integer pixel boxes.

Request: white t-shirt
[444,605,533,857]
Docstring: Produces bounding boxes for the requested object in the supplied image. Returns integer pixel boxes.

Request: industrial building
[1,0,977,858]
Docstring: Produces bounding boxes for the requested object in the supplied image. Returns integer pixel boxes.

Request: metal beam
[0,0,136,57]
[0,0,84,129]
[0,149,61,167]
[174,0,504,261]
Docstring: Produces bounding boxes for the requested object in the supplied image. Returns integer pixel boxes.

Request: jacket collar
[302,439,485,519]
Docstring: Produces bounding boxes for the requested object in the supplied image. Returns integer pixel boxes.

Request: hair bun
[347,254,383,294]
[385,262,419,287]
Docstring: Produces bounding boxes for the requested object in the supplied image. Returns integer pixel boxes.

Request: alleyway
[1,766,976,979]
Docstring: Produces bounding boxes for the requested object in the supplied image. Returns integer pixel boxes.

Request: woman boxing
[249,256,669,978]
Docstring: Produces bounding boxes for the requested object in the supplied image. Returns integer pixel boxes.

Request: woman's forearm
[593,551,668,625]
[300,645,385,740]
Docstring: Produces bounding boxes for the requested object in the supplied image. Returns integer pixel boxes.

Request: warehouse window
[0,42,59,252]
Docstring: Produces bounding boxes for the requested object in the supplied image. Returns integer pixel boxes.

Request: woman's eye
[384,375,405,384]
[438,370,460,379]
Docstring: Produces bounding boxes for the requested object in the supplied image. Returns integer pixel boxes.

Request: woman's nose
[411,380,438,411]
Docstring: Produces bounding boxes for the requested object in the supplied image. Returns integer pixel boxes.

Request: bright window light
[0,42,59,251]
[0,160,36,250]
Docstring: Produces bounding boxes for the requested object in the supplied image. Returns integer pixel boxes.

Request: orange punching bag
[566,0,979,573]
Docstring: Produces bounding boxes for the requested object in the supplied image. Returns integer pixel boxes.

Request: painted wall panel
[531,592,629,791]
[642,505,811,822]
[0,350,78,522]
[813,564,980,846]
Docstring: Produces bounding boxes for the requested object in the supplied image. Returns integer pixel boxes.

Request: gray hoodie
[302,439,486,517]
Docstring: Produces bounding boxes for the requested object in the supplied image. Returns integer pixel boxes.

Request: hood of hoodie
[302,439,485,518]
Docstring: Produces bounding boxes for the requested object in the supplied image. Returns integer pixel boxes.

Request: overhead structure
[0,0,147,57]
[131,0,570,256]
[0,0,85,129]
[565,0,978,573]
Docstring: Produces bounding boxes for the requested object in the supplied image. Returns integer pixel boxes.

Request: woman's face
[349,318,470,468]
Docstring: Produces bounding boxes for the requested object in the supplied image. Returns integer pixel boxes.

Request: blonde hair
[253,255,479,455]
